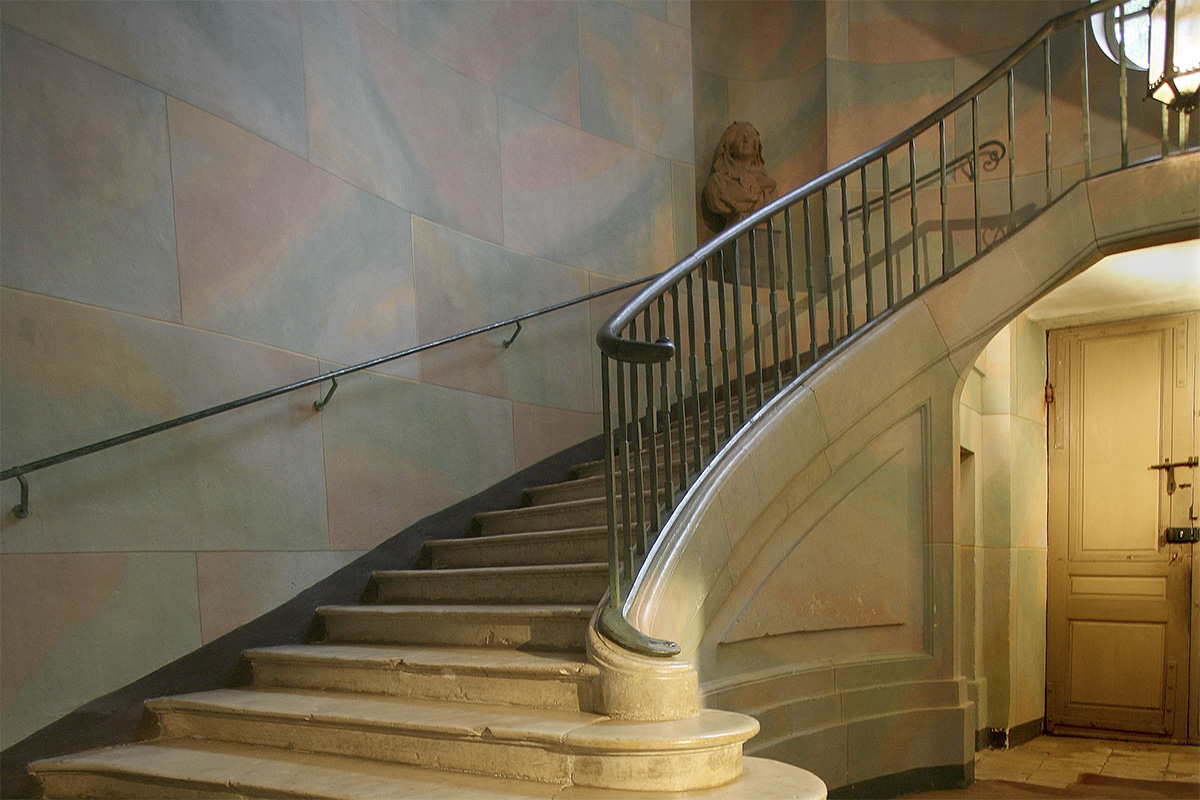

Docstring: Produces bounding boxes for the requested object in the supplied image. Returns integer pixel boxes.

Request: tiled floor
[973,735,1199,788]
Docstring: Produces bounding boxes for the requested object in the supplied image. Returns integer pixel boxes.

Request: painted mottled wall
[690,1,1074,241]
[691,0,828,240]
[0,0,695,747]
[691,0,1166,250]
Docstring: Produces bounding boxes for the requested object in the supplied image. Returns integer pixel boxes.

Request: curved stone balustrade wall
[622,153,1200,791]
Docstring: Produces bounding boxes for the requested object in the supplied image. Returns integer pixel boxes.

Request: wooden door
[1047,313,1197,741]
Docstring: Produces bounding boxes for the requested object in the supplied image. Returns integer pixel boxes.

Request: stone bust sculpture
[703,121,778,229]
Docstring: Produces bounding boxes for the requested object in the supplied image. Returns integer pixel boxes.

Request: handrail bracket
[314,376,339,412]
[12,474,29,519]
[503,320,522,349]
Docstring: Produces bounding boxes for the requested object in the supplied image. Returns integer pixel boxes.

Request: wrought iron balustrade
[594,0,1198,655]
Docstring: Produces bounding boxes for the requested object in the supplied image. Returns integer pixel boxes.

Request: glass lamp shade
[1092,0,1152,70]
[1148,0,1200,109]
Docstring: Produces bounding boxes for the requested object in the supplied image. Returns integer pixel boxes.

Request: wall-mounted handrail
[593,0,1198,657]
[1,275,659,517]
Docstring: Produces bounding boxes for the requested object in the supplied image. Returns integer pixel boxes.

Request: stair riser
[37,773,237,800]
[523,480,604,505]
[153,710,573,785]
[571,394,776,480]
[249,660,597,713]
[372,572,607,605]
[425,533,608,569]
[574,745,746,792]
[150,711,748,791]
[320,611,588,651]
[475,503,606,536]
[573,455,703,481]
[523,484,659,507]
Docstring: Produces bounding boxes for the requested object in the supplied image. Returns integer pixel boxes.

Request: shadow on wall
[0,434,603,800]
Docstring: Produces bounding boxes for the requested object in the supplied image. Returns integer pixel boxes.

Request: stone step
[474,497,607,536]
[523,474,685,511]
[244,643,599,712]
[424,526,608,569]
[31,739,823,799]
[571,451,711,482]
[568,383,786,481]
[522,475,606,506]
[317,604,593,651]
[368,563,608,605]
[137,689,758,790]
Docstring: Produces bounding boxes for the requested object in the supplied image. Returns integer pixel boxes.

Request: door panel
[1078,334,1162,553]
[1047,313,1196,741]
[1068,620,1164,709]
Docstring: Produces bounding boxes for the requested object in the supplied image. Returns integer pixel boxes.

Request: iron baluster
[701,267,718,458]
[784,206,801,376]
[1082,20,1092,178]
[766,216,782,393]
[614,358,633,582]
[600,356,621,604]
[656,297,675,514]
[860,167,875,321]
[909,140,920,293]
[685,273,703,474]
[670,284,689,491]
[627,317,646,559]
[840,177,855,335]
[747,232,765,410]
[823,187,838,345]
[1044,37,1052,205]
[1008,69,1016,235]
[973,96,981,256]
[642,309,660,532]
[939,118,949,276]
[715,252,733,441]
[882,153,895,307]
[731,240,748,427]
[803,197,819,363]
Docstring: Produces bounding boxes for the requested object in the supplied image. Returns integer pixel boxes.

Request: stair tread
[245,643,599,678]
[149,687,757,750]
[475,496,604,520]
[319,604,595,617]
[425,526,607,549]
[30,739,563,800]
[148,687,602,743]
[32,740,825,799]
[374,563,606,578]
[525,475,605,492]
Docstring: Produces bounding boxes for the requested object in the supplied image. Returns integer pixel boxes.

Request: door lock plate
[1165,527,1200,543]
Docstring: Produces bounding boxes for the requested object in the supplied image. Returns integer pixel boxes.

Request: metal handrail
[593,0,1200,656]
[0,275,660,517]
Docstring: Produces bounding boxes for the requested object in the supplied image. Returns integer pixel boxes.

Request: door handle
[1149,457,1198,494]
[1165,527,1200,543]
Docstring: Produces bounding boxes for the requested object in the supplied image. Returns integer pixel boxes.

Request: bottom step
[32,739,827,799]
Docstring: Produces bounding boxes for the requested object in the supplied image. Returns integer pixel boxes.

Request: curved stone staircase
[27,419,825,799]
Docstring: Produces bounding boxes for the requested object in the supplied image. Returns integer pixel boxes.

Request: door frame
[1045,312,1197,743]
